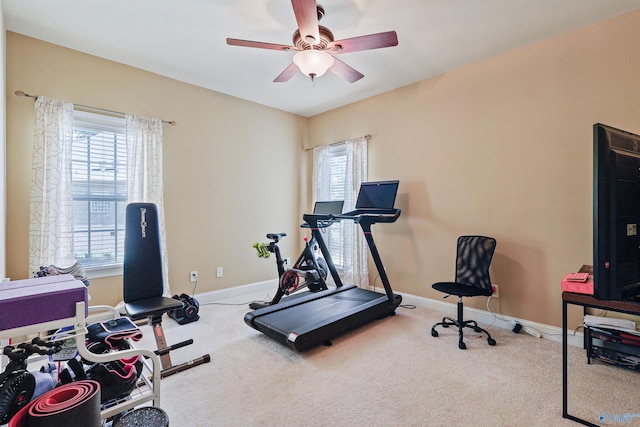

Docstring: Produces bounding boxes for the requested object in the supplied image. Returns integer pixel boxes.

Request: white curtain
[29,97,75,275]
[125,115,170,295]
[312,136,368,287]
[312,145,331,202]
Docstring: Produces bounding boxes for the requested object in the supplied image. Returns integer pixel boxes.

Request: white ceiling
[4,0,640,117]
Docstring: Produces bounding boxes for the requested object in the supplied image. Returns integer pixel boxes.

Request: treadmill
[244,180,402,351]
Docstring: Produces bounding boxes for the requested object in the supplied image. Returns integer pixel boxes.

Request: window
[313,137,368,286]
[71,111,127,270]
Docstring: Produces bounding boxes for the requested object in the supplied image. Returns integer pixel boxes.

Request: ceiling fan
[226,0,398,83]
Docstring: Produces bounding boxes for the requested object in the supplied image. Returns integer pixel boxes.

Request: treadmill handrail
[334,208,401,224]
[300,218,338,229]
[302,212,335,226]
[307,207,401,304]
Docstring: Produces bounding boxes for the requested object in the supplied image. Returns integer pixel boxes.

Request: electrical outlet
[216,267,223,278]
[285,257,291,266]
[491,284,499,298]
[190,271,198,283]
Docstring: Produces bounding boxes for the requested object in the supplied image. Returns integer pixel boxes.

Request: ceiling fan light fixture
[293,50,334,80]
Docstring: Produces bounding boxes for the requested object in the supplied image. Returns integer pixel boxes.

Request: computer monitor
[313,200,344,215]
[355,180,399,210]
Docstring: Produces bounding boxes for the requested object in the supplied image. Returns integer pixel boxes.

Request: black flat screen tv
[594,123,640,301]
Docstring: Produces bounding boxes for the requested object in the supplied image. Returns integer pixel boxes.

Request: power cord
[487,295,543,337]
[202,294,273,307]
[486,295,508,327]
[185,275,272,306]
[371,271,415,309]
[191,278,198,298]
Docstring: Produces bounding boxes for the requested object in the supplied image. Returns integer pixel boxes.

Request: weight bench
[123,203,210,378]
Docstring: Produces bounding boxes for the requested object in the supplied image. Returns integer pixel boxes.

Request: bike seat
[266,233,286,242]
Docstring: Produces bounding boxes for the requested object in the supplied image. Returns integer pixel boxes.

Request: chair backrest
[123,203,164,303]
[454,235,496,295]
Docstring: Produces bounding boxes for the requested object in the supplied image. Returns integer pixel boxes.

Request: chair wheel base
[431,320,496,349]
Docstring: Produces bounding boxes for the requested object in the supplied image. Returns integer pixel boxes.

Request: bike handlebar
[266,233,286,242]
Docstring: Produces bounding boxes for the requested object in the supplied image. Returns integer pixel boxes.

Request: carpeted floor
[132,290,640,427]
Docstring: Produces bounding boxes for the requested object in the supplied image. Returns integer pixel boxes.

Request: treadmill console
[355,180,399,210]
[337,180,401,223]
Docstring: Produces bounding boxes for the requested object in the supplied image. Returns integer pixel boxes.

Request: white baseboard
[195,279,276,305]
[194,281,584,348]
[398,290,584,348]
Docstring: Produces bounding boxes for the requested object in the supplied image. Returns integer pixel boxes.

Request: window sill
[85,264,123,280]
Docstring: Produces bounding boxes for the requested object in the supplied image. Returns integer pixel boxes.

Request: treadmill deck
[245,285,402,351]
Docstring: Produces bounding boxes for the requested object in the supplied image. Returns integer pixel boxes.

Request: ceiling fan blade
[227,38,292,51]
[274,62,300,82]
[331,31,398,54]
[291,0,320,46]
[329,57,364,83]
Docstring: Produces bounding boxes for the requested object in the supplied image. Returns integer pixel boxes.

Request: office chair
[430,235,497,350]
[123,203,210,377]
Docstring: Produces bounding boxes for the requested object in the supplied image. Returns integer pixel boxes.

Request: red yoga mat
[9,380,101,427]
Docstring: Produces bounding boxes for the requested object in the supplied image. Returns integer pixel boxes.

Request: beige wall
[308,9,640,329]
[1,1,7,279]
[5,9,640,329]
[5,32,308,306]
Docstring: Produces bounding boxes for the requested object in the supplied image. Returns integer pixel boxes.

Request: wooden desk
[562,292,640,426]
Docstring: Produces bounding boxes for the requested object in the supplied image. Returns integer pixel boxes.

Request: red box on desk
[0,274,88,331]
[561,274,594,295]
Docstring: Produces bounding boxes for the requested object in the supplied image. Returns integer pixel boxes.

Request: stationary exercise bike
[250,232,330,309]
